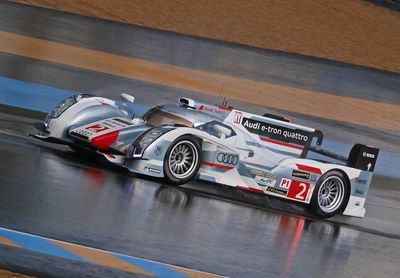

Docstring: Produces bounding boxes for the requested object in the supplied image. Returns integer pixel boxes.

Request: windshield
[143,108,193,127]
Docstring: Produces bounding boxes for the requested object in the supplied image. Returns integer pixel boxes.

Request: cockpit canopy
[142,107,194,127]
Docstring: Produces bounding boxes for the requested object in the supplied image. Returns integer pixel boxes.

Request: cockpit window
[197,120,236,138]
[142,108,193,127]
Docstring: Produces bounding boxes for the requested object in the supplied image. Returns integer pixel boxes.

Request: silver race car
[31,94,379,218]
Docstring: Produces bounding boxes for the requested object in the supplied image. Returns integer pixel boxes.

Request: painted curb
[0,228,223,278]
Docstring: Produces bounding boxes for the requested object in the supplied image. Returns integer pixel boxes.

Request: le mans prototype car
[32,93,379,218]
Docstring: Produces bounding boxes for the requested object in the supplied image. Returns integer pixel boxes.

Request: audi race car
[31,93,379,218]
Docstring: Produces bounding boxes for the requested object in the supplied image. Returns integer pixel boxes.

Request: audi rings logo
[217,153,239,165]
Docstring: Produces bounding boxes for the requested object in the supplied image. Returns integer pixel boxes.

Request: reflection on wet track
[1,126,400,277]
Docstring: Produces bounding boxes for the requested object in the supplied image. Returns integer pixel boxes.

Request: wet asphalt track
[1,112,400,278]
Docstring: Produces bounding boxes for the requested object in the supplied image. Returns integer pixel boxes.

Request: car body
[32,94,379,218]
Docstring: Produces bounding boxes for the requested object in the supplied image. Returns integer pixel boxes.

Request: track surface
[0,2,400,277]
[1,113,400,278]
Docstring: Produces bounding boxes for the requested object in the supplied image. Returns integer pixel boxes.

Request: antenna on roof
[222,96,227,107]
[218,84,223,101]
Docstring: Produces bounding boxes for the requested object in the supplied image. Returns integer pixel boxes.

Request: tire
[310,170,349,218]
[163,135,201,185]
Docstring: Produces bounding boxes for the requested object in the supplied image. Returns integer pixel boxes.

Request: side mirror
[214,125,231,139]
[120,93,135,104]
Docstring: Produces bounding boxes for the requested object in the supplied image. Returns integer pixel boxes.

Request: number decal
[233,111,243,124]
[295,183,307,200]
[86,124,109,133]
[288,180,311,202]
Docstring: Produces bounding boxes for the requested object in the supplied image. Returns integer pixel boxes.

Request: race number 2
[287,180,311,201]
[86,124,109,133]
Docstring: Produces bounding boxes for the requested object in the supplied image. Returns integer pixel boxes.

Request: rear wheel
[164,135,201,185]
[311,170,349,218]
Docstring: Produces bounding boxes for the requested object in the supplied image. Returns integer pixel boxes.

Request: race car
[31,93,379,218]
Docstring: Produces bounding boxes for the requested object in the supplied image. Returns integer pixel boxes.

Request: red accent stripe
[260,137,304,150]
[216,105,233,111]
[201,161,234,170]
[236,185,264,194]
[296,163,322,174]
[91,130,119,150]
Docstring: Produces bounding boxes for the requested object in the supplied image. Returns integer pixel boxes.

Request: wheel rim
[168,140,198,179]
[317,176,345,213]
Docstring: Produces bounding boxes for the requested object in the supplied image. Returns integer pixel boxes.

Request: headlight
[128,127,173,158]
[45,94,93,123]
[52,96,76,118]
[46,96,76,123]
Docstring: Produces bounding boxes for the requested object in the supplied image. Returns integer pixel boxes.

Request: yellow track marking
[50,240,151,275]
[0,236,20,248]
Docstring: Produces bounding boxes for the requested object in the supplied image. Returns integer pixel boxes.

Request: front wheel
[163,135,201,185]
[310,170,349,218]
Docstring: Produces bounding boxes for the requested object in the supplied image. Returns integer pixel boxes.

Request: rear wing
[310,143,379,172]
[228,110,380,170]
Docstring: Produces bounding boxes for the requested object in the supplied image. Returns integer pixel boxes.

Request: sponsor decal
[292,170,311,180]
[255,176,276,187]
[233,111,243,124]
[287,180,311,201]
[250,169,263,176]
[101,119,127,129]
[355,189,364,195]
[279,178,292,189]
[266,186,287,196]
[113,118,133,126]
[310,173,318,182]
[101,122,117,128]
[250,169,276,179]
[144,167,161,174]
[355,177,367,185]
[362,152,375,159]
[105,119,127,128]
[154,146,163,156]
[241,117,310,145]
[216,153,239,165]
[198,105,224,114]
[74,129,92,137]
[86,124,109,133]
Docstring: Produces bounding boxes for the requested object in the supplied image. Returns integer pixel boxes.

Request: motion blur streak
[0,31,398,131]
[50,240,151,275]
